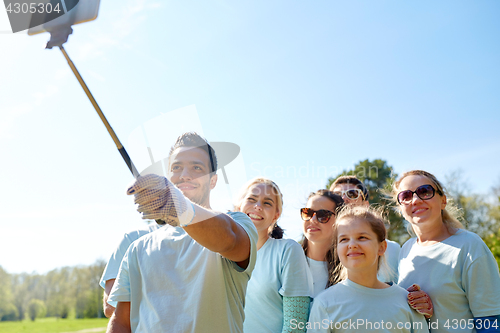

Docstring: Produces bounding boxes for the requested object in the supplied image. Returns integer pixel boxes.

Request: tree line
[1,159,499,322]
[0,260,106,321]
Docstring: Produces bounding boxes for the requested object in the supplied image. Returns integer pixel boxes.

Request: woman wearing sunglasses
[393,170,500,333]
[300,189,344,297]
[234,177,313,333]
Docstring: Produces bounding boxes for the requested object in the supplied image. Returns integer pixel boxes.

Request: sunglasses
[332,188,365,200]
[300,208,334,223]
[397,184,440,205]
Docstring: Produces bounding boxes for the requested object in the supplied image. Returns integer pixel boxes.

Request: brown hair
[391,170,463,235]
[331,206,388,283]
[234,177,284,239]
[168,132,217,174]
[300,189,344,288]
[330,175,369,201]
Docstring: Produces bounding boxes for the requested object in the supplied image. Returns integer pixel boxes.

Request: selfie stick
[46,27,140,179]
[45,28,170,225]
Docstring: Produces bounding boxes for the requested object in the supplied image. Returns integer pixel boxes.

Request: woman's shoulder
[313,282,343,304]
[260,238,304,259]
[452,228,483,242]
[448,229,493,256]
[400,237,418,250]
[387,283,410,296]
[269,237,303,251]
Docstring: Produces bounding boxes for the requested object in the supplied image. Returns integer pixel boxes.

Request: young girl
[235,178,313,333]
[393,170,500,333]
[329,175,400,283]
[300,190,344,297]
[307,206,429,333]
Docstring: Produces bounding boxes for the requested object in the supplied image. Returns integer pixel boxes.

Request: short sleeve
[279,240,314,297]
[307,298,330,333]
[107,246,134,307]
[464,244,500,317]
[226,211,258,276]
[99,233,135,289]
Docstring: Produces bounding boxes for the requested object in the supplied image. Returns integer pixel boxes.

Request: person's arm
[183,207,251,268]
[126,174,253,268]
[464,241,500,332]
[282,296,310,333]
[103,279,116,318]
[106,301,131,333]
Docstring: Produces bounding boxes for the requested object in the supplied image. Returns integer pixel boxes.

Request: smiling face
[239,183,280,234]
[336,217,386,274]
[396,175,446,231]
[303,195,337,246]
[168,146,217,208]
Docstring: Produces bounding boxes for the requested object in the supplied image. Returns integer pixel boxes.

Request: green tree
[73,261,106,319]
[44,267,75,319]
[87,260,106,318]
[484,229,500,269]
[489,182,500,230]
[27,299,46,321]
[484,181,500,268]
[0,266,18,321]
[326,159,407,243]
[1,260,107,322]
[445,170,500,238]
[12,273,30,320]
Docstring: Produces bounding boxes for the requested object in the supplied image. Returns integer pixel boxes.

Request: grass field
[0,317,109,333]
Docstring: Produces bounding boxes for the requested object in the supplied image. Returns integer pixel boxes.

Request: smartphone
[26,0,100,35]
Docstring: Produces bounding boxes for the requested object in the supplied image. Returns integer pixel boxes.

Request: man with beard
[106,132,257,333]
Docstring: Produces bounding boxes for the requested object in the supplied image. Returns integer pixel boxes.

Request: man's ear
[209,174,218,190]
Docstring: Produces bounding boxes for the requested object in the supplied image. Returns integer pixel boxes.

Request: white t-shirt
[307,279,429,333]
[108,212,258,333]
[378,239,401,283]
[307,238,400,299]
[243,238,313,333]
[99,223,163,296]
[398,229,500,333]
[307,258,329,298]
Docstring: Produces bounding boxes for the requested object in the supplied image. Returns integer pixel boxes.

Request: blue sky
[1,0,499,274]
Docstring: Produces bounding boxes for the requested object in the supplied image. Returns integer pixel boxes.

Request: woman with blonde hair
[393,170,500,333]
[235,177,313,333]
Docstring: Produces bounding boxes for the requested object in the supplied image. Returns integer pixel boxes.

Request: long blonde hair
[234,177,284,238]
[391,170,463,235]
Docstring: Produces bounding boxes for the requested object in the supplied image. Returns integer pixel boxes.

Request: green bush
[27,299,46,321]
[484,229,500,269]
